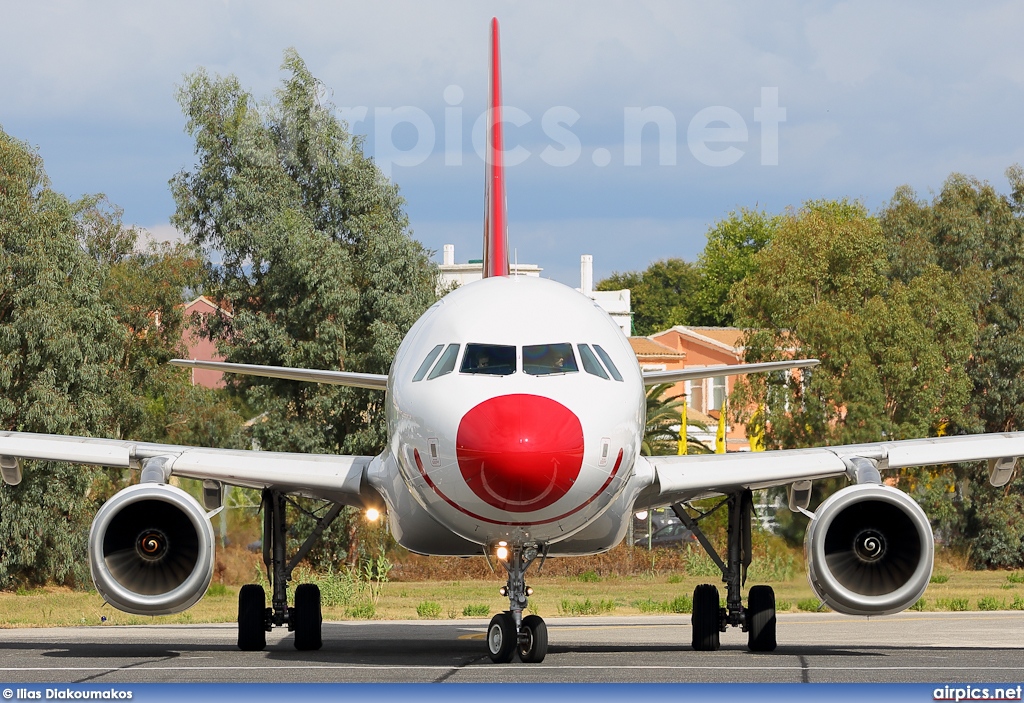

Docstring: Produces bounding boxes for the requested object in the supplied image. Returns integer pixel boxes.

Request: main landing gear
[237,489,344,652]
[487,543,548,663]
[673,489,777,652]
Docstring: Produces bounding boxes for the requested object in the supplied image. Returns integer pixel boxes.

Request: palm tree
[642,382,710,456]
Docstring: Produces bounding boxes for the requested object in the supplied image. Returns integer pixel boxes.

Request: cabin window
[523,343,578,376]
[427,344,460,379]
[578,344,609,379]
[412,344,444,382]
[460,343,516,376]
[593,344,623,381]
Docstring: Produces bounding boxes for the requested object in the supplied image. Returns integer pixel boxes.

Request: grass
[4,559,1024,627]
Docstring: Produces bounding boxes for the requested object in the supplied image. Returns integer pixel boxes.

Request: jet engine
[89,483,215,615]
[805,483,933,616]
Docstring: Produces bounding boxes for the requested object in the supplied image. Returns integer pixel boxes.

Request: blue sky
[3,1,1023,284]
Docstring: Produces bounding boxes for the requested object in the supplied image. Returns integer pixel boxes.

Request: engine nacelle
[89,483,215,615]
[805,483,933,616]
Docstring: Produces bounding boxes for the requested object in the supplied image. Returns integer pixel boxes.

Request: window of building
[593,345,623,381]
[412,344,444,382]
[523,343,578,376]
[712,375,727,411]
[688,378,704,413]
[578,344,609,379]
[427,344,460,380]
[460,343,516,376]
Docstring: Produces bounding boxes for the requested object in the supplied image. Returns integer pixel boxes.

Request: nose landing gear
[487,542,548,663]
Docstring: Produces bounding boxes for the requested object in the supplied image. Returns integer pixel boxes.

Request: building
[437,244,542,289]
[180,296,231,389]
[437,246,633,336]
[636,326,753,452]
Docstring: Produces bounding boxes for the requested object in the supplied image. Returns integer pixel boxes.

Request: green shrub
[667,595,692,613]
[910,598,927,612]
[686,550,720,578]
[977,596,1002,611]
[775,599,792,612]
[462,603,490,617]
[577,570,601,582]
[416,601,442,619]
[205,583,231,598]
[937,598,969,611]
[558,598,615,615]
[666,574,683,584]
[1007,572,1024,584]
[346,602,375,619]
[797,598,825,612]
[929,573,949,584]
[1011,595,1024,610]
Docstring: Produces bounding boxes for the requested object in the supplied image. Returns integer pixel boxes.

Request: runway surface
[1,612,1022,684]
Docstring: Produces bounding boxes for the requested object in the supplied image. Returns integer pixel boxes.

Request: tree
[0,130,122,586]
[693,208,779,326]
[879,170,1024,567]
[598,258,700,336]
[732,199,974,449]
[170,50,439,566]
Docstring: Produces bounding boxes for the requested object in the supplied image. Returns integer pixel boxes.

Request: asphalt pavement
[0,611,1022,684]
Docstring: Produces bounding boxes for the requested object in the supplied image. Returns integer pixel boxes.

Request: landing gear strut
[237,489,343,651]
[673,489,777,652]
[487,543,548,663]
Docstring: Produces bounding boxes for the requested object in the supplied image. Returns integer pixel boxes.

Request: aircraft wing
[641,359,819,386]
[640,431,1024,506]
[0,431,378,507]
[169,359,389,390]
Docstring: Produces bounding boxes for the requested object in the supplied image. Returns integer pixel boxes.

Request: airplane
[2,18,1023,664]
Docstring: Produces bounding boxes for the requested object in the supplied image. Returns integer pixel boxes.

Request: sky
[3,1,1024,284]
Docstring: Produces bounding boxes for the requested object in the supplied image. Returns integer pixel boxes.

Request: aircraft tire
[517,614,548,663]
[293,583,323,651]
[487,612,517,663]
[237,584,267,651]
[691,584,721,651]
[746,584,777,652]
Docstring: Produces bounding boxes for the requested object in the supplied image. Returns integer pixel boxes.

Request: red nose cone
[457,394,584,513]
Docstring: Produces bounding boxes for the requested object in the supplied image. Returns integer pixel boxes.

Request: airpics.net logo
[339,87,786,177]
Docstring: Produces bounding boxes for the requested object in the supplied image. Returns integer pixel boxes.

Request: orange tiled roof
[629,337,686,358]
[686,327,744,348]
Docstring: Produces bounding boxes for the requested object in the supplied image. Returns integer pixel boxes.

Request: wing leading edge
[640,431,1024,508]
[170,359,388,390]
[0,431,379,507]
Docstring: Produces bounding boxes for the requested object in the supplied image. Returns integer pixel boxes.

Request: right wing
[170,359,388,390]
[0,431,380,507]
[639,431,1024,507]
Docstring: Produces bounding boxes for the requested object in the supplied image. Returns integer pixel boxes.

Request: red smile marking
[456,394,584,513]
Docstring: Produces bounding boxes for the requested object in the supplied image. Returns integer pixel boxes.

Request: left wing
[169,359,389,390]
[638,431,1024,507]
[0,431,379,507]
[642,359,819,386]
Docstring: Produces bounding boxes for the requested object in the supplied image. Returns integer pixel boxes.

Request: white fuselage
[368,276,653,557]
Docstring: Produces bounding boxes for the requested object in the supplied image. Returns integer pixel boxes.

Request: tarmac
[0,611,1022,684]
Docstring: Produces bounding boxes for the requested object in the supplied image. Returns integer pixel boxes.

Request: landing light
[365,508,380,522]
[496,546,509,561]
[635,510,648,521]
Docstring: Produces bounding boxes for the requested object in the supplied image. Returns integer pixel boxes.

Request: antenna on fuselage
[482,17,509,278]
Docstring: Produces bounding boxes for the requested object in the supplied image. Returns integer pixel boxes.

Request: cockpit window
[412,344,444,382]
[594,344,624,381]
[524,343,578,376]
[427,343,460,380]
[577,344,609,379]
[460,343,516,376]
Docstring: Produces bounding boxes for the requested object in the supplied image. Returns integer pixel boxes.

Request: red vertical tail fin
[482,17,509,278]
